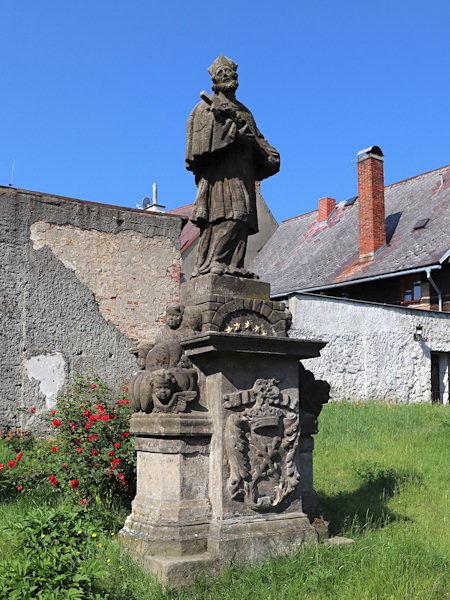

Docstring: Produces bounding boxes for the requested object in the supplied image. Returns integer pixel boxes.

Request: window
[401,277,422,304]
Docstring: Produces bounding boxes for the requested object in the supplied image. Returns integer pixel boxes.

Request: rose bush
[0,374,136,509]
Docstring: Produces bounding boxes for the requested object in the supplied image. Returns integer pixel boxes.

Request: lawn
[0,400,448,599]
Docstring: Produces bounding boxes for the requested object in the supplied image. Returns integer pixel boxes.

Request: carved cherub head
[151,369,178,409]
[164,304,184,330]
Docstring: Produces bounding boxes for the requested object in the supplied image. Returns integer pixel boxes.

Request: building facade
[251,148,450,403]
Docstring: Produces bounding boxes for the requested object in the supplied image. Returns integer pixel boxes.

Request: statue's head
[209,54,238,94]
[151,369,177,404]
[164,303,183,330]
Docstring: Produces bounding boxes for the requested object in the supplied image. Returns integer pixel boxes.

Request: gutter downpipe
[271,264,442,300]
[426,268,443,311]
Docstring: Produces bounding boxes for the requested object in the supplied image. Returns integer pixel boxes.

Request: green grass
[1,402,448,599]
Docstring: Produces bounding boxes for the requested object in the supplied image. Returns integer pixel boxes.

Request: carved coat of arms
[224,378,300,512]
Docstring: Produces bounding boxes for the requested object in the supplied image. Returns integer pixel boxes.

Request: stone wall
[0,186,183,428]
[289,293,450,403]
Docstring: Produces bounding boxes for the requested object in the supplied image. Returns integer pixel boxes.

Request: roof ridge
[282,208,318,223]
[167,202,194,213]
[385,164,449,189]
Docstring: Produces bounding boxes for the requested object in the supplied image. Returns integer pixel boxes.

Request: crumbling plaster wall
[0,187,182,429]
[289,293,450,402]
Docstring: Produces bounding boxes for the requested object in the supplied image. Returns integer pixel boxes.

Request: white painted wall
[25,352,66,410]
[289,294,450,403]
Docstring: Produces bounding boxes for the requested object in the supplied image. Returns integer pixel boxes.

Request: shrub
[0,374,136,510]
[0,502,109,600]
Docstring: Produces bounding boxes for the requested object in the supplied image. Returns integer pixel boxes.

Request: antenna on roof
[136,183,165,212]
[9,159,15,187]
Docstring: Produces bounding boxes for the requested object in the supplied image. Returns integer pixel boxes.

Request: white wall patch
[25,352,66,409]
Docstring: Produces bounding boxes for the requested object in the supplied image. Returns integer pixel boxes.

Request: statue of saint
[186,55,280,278]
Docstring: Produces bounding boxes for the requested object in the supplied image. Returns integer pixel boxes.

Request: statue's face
[137,353,146,370]
[214,65,238,85]
[166,312,182,329]
[153,382,173,403]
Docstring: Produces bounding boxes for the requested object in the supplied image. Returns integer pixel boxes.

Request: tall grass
[0,401,448,599]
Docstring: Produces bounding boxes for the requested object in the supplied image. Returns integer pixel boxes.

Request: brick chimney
[318,197,336,222]
[357,146,386,260]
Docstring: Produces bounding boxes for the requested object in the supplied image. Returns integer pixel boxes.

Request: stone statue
[128,304,198,413]
[186,54,280,278]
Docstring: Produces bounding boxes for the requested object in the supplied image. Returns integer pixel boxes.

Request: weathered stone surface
[323,536,355,546]
[0,187,183,429]
[179,275,292,337]
[129,304,202,414]
[186,55,280,279]
[131,413,212,437]
[121,326,328,586]
[181,273,270,304]
[182,332,325,360]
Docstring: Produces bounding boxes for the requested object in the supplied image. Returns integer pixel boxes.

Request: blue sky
[1,1,449,223]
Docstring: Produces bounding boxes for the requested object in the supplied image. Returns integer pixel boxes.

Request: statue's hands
[267,151,280,167]
[237,123,255,145]
[267,153,280,167]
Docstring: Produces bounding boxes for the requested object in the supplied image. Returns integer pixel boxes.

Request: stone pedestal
[120,276,328,587]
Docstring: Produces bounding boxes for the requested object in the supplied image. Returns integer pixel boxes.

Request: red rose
[51,410,56,415]
[114,443,120,448]
[91,384,97,389]
[100,415,109,421]
[84,409,90,417]
[122,432,129,439]
[70,479,79,488]
[118,473,124,480]
[16,452,23,461]
[125,387,129,392]
[77,448,82,453]
[30,407,36,413]
[92,450,98,456]
[51,446,57,453]
[62,464,67,469]
[109,451,114,456]
[94,462,98,467]
[81,499,86,505]
[49,475,55,482]
[17,485,22,491]
[53,480,58,486]
[122,480,127,486]
[0,464,4,470]
[53,419,61,427]
[85,423,91,429]
[112,458,120,466]
[7,460,16,468]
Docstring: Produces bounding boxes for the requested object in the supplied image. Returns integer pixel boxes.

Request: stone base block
[120,516,210,556]
[181,273,271,304]
[120,512,318,588]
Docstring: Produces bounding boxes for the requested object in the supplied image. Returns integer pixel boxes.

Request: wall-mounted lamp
[414,324,423,341]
